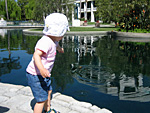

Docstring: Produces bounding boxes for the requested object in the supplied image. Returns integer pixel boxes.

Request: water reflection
[0,56,21,77]
[68,35,150,102]
[0,29,150,105]
[0,29,7,37]
[0,30,21,78]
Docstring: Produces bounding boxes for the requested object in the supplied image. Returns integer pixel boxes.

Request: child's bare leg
[44,90,52,111]
[34,101,45,113]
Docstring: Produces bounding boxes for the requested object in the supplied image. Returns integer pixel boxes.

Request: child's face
[55,36,63,41]
[48,35,63,42]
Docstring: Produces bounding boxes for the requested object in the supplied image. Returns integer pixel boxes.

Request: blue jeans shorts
[26,72,52,102]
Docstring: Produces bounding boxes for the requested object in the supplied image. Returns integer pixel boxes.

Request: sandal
[44,108,60,113]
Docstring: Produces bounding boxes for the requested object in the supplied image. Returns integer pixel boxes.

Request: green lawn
[69,27,117,31]
[30,27,117,32]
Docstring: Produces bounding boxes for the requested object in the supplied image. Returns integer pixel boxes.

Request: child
[26,13,69,113]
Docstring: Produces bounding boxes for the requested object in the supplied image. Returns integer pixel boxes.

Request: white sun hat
[43,13,69,37]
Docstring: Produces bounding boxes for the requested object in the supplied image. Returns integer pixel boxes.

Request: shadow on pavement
[30,98,36,110]
[0,106,9,113]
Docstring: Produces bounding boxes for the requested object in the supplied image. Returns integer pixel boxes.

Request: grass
[69,27,117,31]
[30,27,118,32]
[30,27,150,33]
[118,28,150,33]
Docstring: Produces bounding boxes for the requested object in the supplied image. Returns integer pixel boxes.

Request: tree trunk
[5,0,9,20]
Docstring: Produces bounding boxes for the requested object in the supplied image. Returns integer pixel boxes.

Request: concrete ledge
[113,31,150,38]
[23,28,108,36]
[0,26,44,29]
[111,31,150,42]
[0,83,112,113]
[3,26,150,42]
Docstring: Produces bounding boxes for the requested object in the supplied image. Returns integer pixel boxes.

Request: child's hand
[58,48,64,53]
[40,68,50,78]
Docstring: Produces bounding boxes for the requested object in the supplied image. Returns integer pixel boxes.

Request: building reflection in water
[0,29,7,38]
[61,35,150,102]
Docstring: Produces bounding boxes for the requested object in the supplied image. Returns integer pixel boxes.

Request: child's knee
[48,90,52,94]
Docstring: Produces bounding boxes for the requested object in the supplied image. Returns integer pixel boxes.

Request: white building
[74,0,97,22]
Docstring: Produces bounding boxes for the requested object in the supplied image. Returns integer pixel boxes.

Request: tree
[24,0,35,20]
[0,0,5,19]
[118,0,150,31]
[33,0,74,21]
[0,0,21,20]
[5,0,9,20]
[8,0,21,20]
[17,0,28,20]
[95,0,130,24]
[95,0,150,31]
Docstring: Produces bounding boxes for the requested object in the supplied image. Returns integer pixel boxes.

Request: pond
[0,29,150,113]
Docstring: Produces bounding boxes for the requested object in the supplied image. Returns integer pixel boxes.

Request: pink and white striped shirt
[26,35,58,76]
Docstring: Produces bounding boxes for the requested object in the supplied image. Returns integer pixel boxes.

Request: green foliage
[9,0,21,20]
[119,2,150,32]
[95,0,130,24]
[0,0,21,20]
[0,0,73,21]
[0,0,6,19]
[95,0,150,32]
[17,0,28,20]
[33,0,74,21]
[24,0,35,20]
[118,28,150,33]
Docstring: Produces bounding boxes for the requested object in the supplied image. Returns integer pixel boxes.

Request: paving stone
[5,109,28,113]
[17,97,33,113]
[70,105,93,113]
[52,98,70,107]
[0,103,27,113]
[2,94,32,109]
[70,100,92,108]
[99,108,113,113]
[52,92,61,98]
[3,91,19,98]
[68,111,80,113]
[0,83,23,89]
[51,102,71,113]
[54,93,76,103]
[0,83,112,113]
[0,96,9,104]
[90,105,101,112]
[17,86,33,96]
[1,85,22,98]
[0,87,7,94]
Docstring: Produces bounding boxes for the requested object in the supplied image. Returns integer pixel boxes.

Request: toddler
[26,13,69,113]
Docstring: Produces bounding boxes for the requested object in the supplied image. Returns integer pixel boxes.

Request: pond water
[0,29,150,113]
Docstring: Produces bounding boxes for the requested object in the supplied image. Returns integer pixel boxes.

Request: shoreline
[0,82,112,113]
[1,26,150,38]
[22,28,150,42]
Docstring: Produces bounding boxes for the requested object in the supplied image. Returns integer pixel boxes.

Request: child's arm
[33,49,50,78]
[57,43,64,53]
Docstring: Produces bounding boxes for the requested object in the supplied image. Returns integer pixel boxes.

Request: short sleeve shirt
[26,35,58,75]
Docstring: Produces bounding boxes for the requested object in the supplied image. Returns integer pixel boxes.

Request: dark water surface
[0,29,150,113]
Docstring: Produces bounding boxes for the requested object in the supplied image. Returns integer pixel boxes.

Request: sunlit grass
[69,27,117,31]
[30,27,118,32]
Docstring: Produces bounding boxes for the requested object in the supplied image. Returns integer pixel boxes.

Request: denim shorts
[26,72,52,102]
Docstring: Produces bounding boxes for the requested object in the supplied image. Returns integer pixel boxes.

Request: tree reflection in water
[0,30,21,79]
[1,29,150,105]
[70,35,150,102]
